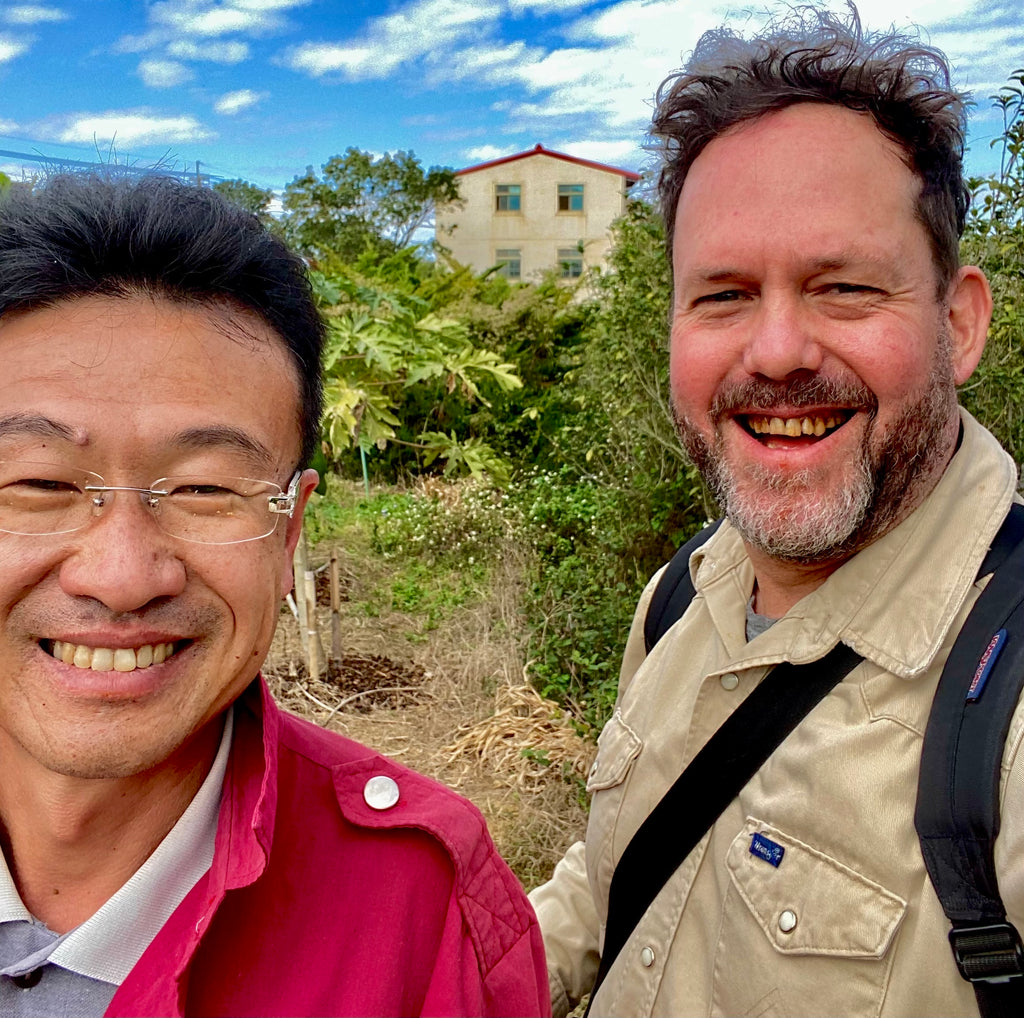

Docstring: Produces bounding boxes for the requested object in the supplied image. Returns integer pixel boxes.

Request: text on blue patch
[750,832,785,867]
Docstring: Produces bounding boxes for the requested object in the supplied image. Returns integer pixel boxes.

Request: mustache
[708,374,877,423]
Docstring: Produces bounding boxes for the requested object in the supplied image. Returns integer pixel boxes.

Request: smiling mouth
[742,411,854,440]
[45,640,183,672]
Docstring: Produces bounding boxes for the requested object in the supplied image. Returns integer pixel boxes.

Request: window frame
[557,183,584,213]
[495,248,522,280]
[558,247,584,279]
[495,183,522,213]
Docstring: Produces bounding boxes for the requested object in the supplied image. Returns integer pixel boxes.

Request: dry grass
[265,524,592,891]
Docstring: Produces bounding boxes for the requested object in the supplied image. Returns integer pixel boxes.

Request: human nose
[741,293,823,379]
[58,491,187,611]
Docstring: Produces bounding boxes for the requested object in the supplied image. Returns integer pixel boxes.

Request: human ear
[946,265,993,385]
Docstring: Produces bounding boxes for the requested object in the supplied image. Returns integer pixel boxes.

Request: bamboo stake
[329,551,342,664]
[293,535,309,653]
[304,569,319,679]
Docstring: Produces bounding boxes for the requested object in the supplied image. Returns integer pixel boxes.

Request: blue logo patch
[750,832,785,867]
[966,629,1007,703]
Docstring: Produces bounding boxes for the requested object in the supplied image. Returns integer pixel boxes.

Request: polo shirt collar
[0,707,233,985]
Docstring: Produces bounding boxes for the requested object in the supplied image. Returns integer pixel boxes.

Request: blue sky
[0,0,1021,193]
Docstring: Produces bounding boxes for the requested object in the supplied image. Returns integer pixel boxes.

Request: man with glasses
[0,174,548,1017]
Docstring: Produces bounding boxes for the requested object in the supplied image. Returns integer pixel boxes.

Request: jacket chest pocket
[711,818,907,1018]
[585,710,643,924]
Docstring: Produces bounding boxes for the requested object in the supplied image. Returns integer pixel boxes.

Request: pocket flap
[586,710,642,792]
[727,818,907,958]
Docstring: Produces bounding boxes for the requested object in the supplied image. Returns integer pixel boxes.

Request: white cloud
[167,38,250,62]
[38,111,215,146]
[233,0,311,9]
[505,0,594,11]
[138,58,194,87]
[2,4,68,24]
[280,0,502,79]
[214,88,266,114]
[0,34,29,62]
[0,119,18,133]
[149,0,306,38]
[283,42,378,77]
[464,144,508,161]
[557,138,639,164]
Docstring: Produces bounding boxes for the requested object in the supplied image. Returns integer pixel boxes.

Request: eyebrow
[0,413,79,442]
[683,249,901,285]
[171,426,278,469]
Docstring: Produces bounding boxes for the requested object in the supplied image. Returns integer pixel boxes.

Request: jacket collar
[207,677,278,894]
[692,410,1019,679]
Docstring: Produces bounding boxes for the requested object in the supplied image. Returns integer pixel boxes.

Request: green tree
[312,270,521,482]
[959,70,1024,468]
[0,171,10,195]
[212,178,276,226]
[282,148,461,262]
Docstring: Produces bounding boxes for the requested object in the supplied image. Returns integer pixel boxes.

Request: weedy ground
[264,477,593,891]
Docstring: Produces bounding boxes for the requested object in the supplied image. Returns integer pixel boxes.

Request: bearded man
[530,7,1020,1017]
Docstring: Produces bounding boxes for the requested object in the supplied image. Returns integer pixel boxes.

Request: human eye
[694,289,747,304]
[0,467,81,494]
[0,465,84,512]
[160,477,253,516]
[825,282,882,295]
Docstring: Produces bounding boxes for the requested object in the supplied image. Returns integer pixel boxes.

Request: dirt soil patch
[265,538,593,892]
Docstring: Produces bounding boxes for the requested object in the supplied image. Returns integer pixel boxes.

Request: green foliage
[960,70,1024,470]
[0,172,10,195]
[212,178,276,226]
[283,148,461,262]
[314,270,521,482]
[504,202,711,725]
[361,483,513,564]
[295,72,1024,733]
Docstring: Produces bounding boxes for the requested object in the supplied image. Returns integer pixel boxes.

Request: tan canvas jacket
[530,409,1024,1018]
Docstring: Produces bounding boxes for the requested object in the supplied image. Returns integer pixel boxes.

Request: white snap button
[363,775,400,810]
[720,672,739,691]
[640,946,655,967]
[778,909,797,933]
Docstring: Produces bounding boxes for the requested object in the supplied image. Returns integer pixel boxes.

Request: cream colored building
[436,144,640,281]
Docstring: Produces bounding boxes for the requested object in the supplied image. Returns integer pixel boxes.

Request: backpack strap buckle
[949,922,1024,984]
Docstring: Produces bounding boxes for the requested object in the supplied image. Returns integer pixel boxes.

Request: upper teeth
[749,415,841,437]
[51,640,176,672]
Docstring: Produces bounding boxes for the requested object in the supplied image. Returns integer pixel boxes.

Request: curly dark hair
[651,4,969,292]
[0,173,325,466]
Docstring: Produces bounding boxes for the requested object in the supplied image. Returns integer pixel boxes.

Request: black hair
[0,173,325,465]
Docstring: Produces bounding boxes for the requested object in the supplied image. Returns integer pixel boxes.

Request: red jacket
[106,679,550,1017]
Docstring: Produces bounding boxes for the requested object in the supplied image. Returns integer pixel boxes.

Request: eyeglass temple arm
[268,471,303,518]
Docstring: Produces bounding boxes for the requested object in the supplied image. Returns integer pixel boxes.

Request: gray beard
[673,333,959,565]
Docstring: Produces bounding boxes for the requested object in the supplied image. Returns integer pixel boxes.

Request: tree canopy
[212,178,276,226]
[282,148,461,262]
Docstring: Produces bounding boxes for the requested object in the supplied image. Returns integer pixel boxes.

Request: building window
[495,184,521,212]
[558,184,584,212]
[496,249,521,279]
[558,247,584,278]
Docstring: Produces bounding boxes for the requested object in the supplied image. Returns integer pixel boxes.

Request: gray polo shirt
[0,710,232,1017]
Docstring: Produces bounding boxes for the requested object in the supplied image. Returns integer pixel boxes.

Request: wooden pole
[329,551,342,664]
[293,535,309,653]
[304,569,319,679]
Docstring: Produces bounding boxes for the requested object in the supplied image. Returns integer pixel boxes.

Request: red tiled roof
[455,143,641,182]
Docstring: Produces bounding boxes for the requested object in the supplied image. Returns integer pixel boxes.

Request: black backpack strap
[915,502,1024,1017]
[587,641,862,1011]
[643,519,723,654]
